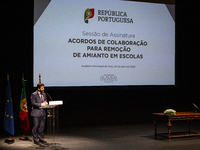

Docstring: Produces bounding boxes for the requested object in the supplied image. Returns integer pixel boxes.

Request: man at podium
[30,83,48,144]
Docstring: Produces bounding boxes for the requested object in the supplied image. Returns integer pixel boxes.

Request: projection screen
[34,0,175,87]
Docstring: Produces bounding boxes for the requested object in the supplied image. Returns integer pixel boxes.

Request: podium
[40,100,63,144]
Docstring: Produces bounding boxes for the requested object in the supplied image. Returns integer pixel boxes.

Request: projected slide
[34,0,175,87]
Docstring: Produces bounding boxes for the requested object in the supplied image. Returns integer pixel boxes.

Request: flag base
[5,137,15,144]
[19,136,29,140]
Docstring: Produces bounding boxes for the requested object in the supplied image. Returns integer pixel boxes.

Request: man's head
[37,83,45,93]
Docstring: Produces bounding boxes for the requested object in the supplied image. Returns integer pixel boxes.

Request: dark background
[1,0,200,136]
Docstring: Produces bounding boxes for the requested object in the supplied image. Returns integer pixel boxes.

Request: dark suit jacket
[30,90,47,117]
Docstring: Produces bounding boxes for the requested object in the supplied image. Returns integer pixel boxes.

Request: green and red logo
[84,8,94,23]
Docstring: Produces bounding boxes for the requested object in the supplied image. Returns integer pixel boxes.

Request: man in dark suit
[30,83,48,144]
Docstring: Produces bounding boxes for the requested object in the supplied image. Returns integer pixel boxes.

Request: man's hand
[41,101,48,107]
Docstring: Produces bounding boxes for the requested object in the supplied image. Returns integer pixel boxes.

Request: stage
[1,122,200,150]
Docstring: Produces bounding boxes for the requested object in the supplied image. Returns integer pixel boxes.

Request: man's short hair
[37,83,44,89]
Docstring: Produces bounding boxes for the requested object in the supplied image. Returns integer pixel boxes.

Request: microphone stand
[193,103,199,112]
[46,92,53,101]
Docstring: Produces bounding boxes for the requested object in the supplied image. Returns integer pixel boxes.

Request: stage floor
[0,122,200,150]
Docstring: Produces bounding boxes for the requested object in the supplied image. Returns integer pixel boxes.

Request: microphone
[46,92,53,101]
[193,103,199,112]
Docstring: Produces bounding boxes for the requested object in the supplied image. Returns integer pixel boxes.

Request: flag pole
[19,73,29,140]
[7,73,9,80]
[22,72,24,81]
[39,74,41,83]
[5,73,15,144]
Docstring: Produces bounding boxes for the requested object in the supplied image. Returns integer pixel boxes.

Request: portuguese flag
[84,8,94,23]
[19,80,29,132]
